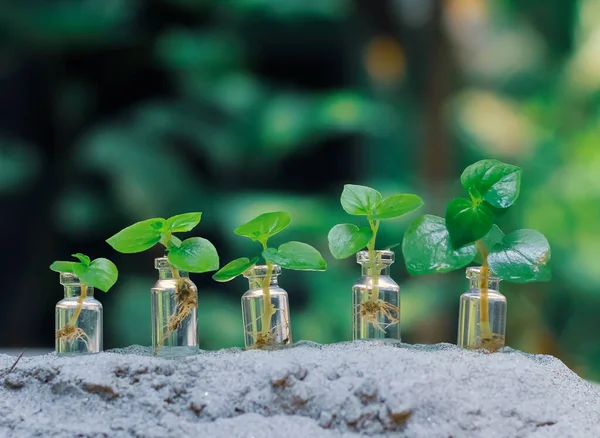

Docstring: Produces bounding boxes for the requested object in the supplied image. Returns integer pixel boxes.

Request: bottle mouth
[466,266,501,281]
[356,250,395,265]
[60,272,81,286]
[243,264,281,278]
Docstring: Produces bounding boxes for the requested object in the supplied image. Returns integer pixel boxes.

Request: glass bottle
[353,250,400,341]
[55,273,103,355]
[151,257,198,357]
[241,265,291,350]
[457,266,506,352]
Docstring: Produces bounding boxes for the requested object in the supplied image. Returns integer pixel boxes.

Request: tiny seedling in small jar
[327,185,423,341]
[213,211,327,350]
[51,254,118,354]
[106,213,219,356]
[402,159,551,352]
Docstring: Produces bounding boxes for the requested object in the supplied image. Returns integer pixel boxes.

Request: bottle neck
[158,268,189,280]
[361,264,391,276]
[247,274,279,290]
[469,277,501,291]
[64,284,94,298]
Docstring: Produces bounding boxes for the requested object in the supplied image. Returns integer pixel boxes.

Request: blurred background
[1,0,599,378]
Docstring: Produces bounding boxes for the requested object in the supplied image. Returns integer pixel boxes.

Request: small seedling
[50,254,118,351]
[213,211,327,349]
[106,212,219,352]
[327,185,423,333]
[402,159,551,352]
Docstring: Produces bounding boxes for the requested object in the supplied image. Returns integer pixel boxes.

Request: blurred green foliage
[2,0,600,380]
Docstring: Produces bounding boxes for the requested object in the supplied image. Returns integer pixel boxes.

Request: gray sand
[1,342,599,438]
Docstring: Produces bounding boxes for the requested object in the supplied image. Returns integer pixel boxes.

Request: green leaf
[168,237,219,273]
[327,224,373,259]
[474,225,505,264]
[71,253,90,266]
[445,198,494,248]
[234,211,291,242]
[340,184,382,216]
[402,215,477,275]
[49,261,77,273]
[488,229,551,283]
[371,194,424,220]
[166,212,202,233]
[73,258,118,292]
[460,159,522,209]
[262,241,327,271]
[106,218,165,253]
[213,257,259,282]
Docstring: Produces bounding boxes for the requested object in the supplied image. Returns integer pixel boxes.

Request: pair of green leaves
[106,212,219,273]
[213,211,327,282]
[50,254,118,292]
[446,159,521,248]
[328,184,423,259]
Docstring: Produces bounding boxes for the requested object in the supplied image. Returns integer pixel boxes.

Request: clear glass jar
[151,257,198,357]
[457,266,506,352]
[353,250,400,341]
[55,273,103,355]
[241,265,291,350]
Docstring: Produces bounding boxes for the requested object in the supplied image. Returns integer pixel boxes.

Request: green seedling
[213,211,326,349]
[327,184,423,332]
[402,159,551,352]
[50,254,118,350]
[106,212,219,352]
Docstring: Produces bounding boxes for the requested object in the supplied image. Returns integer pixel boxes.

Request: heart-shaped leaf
[168,237,219,273]
[488,229,551,283]
[461,159,522,209]
[445,198,494,248]
[371,193,424,220]
[234,211,291,242]
[262,241,327,271]
[166,212,202,233]
[402,215,477,275]
[327,224,373,259]
[106,218,165,253]
[340,184,382,216]
[213,257,259,282]
[73,258,119,292]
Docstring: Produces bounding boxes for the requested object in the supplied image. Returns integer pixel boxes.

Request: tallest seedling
[402,159,551,352]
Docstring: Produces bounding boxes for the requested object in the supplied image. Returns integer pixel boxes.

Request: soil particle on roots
[0,342,599,437]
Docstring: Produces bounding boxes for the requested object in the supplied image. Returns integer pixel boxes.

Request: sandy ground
[0,341,599,438]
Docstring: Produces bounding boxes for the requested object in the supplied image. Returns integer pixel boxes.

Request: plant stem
[67,284,87,327]
[475,240,493,341]
[259,241,275,339]
[170,265,181,280]
[367,220,381,303]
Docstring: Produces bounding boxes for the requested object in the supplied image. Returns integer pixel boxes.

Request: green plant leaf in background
[488,229,551,283]
[340,184,382,216]
[263,241,327,271]
[233,211,291,243]
[213,256,259,282]
[445,198,494,248]
[166,212,202,233]
[168,237,219,273]
[106,218,165,253]
[402,215,477,275]
[327,224,373,259]
[371,193,424,220]
[461,159,522,209]
[73,258,119,292]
